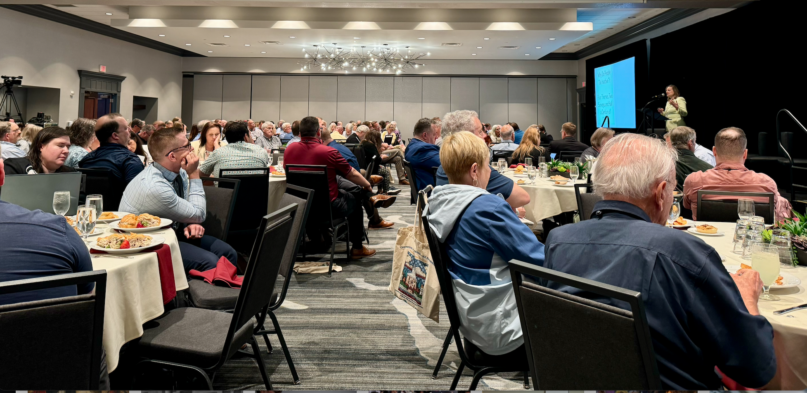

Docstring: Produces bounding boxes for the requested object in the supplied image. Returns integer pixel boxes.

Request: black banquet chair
[696,190,775,224]
[220,168,270,257]
[403,159,420,205]
[202,178,240,242]
[558,150,584,162]
[509,260,661,389]
[137,205,298,390]
[574,183,601,221]
[491,150,514,166]
[77,167,125,210]
[0,271,107,390]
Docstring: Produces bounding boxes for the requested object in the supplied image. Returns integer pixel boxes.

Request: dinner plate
[670,220,694,229]
[547,177,568,182]
[686,227,724,236]
[552,183,574,187]
[97,212,132,223]
[73,226,106,237]
[91,235,165,254]
[513,174,528,178]
[109,218,173,233]
[724,264,801,289]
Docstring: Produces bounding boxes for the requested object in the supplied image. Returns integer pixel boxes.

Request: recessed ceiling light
[199,19,238,28]
[344,21,381,30]
[415,22,453,31]
[261,51,266,53]
[223,35,230,38]
[549,38,556,41]
[353,37,361,39]
[486,22,525,31]
[244,44,250,47]
[535,46,541,49]
[127,19,166,27]
[105,12,113,16]
[289,36,295,39]
[208,50,213,53]
[271,21,311,29]
[472,53,477,56]
[159,34,165,37]
[418,37,425,40]
[484,37,490,40]
[477,46,482,49]
[186,43,191,46]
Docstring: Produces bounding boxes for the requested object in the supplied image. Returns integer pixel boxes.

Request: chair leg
[470,367,495,390]
[260,326,274,354]
[138,359,213,389]
[523,371,530,389]
[450,360,465,390]
[328,227,337,277]
[432,329,453,379]
[250,336,273,390]
[345,224,351,262]
[269,310,301,384]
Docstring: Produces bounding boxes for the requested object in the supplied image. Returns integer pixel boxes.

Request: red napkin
[509,164,526,168]
[716,367,753,390]
[91,244,177,305]
[188,256,243,288]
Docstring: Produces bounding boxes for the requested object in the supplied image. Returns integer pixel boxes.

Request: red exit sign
[99,65,107,73]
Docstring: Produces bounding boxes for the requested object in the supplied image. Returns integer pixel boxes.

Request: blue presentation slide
[595,57,636,129]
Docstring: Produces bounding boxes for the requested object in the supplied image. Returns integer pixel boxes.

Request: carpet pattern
[211,176,527,390]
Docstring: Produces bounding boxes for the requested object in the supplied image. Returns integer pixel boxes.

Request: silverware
[773,303,807,315]
[92,255,134,260]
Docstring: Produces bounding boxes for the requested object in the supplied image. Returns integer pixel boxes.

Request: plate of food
[547,175,567,182]
[92,233,164,254]
[670,217,692,229]
[97,212,131,223]
[516,179,527,185]
[71,226,105,237]
[513,165,526,176]
[553,182,574,187]
[109,213,172,233]
[726,264,801,289]
[687,224,724,236]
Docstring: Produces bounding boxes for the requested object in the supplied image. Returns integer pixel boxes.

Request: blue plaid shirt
[119,163,206,224]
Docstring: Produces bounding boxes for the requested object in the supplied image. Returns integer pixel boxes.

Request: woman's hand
[213,134,222,149]
[669,98,679,109]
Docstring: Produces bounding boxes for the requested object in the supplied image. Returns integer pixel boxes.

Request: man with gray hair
[431,117,443,147]
[544,133,778,390]
[0,121,25,159]
[441,109,483,138]
[669,126,713,188]
[491,124,517,152]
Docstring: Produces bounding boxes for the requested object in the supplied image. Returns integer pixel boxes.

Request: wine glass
[76,206,96,240]
[497,158,507,173]
[53,191,70,217]
[668,200,681,226]
[569,165,579,183]
[751,242,780,301]
[733,219,749,254]
[738,199,755,220]
[526,166,537,185]
[86,194,103,218]
[524,157,533,168]
[277,156,284,172]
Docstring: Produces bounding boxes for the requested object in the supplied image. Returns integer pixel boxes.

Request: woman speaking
[657,84,688,132]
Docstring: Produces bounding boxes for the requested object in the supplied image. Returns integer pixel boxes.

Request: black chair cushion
[188,280,280,311]
[139,307,254,368]
[463,338,529,371]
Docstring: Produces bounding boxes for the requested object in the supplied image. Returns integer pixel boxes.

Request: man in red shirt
[285,116,388,258]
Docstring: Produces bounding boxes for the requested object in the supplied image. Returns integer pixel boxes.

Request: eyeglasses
[165,141,192,156]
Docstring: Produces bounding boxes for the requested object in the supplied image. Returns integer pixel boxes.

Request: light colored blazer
[663,96,688,132]
[191,139,227,163]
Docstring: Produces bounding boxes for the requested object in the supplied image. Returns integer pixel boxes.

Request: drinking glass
[743,232,762,260]
[668,200,681,226]
[738,199,755,220]
[539,162,548,178]
[771,229,794,268]
[751,242,780,301]
[574,157,581,164]
[76,206,96,240]
[526,166,537,185]
[86,194,103,218]
[538,156,545,165]
[569,165,579,183]
[497,158,507,173]
[277,156,284,172]
[733,219,749,254]
[524,157,533,168]
[53,191,70,217]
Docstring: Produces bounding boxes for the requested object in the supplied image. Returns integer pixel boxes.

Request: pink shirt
[683,162,792,222]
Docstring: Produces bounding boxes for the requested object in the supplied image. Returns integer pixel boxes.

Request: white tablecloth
[268,174,287,213]
[687,221,807,389]
[88,226,188,373]
[501,170,586,222]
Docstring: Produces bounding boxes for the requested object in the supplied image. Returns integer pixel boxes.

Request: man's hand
[516,207,526,219]
[184,224,205,239]
[182,151,200,178]
[731,268,763,315]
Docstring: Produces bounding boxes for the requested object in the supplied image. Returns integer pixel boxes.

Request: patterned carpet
[211,176,528,390]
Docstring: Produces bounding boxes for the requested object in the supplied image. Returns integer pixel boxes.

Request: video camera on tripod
[1,75,25,125]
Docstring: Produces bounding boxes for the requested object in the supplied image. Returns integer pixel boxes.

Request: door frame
[77,70,126,119]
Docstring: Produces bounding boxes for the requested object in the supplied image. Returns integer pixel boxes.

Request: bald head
[95,113,130,146]
[714,127,748,162]
[500,125,514,141]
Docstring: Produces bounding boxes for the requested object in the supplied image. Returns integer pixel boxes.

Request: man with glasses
[199,121,270,178]
[119,127,238,274]
[79,113,144,186]
[0,121,25,159]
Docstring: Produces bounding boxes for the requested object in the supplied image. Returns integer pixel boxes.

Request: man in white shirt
[0,122,25,159]
[491,125,518,152]
[695,143,717,166]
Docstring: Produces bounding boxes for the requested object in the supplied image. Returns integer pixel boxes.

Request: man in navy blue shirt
[404,118,441,190]
[544,134,777,390]
[321,129,360,171]
[79,113,144,186]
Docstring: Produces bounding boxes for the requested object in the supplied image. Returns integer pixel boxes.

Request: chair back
[1,172,82,215]
[220,168,270,254]
[431,166,439,186]
[491,150,514,165]
[558,151,584,161]
[697,190,775,224]
[202,178,241,242]
[77,168,124,210]
[403,159,419,204]
[285,165,337,226]
[574,183,601,221]
[0,271,107,390]
[269,185,314,310]
[509,260,661,389]
[364,155,377,183]
[220,205,296,368]
[350,144,366,169]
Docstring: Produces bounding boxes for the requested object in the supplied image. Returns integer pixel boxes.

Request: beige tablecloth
[88,226,188,373]
[501,170,586,222]
[268,173,287,213]
[687,221,807,389]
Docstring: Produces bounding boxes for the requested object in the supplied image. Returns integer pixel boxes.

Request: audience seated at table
[668,126,713,189]
[64,118,98,168]
[79,113,144,186]
[3,127,78,175]
[427,131,545,359]
[543,133,778,390]
[549,122,588,155]
[286,121,302,145]
[580,127,615,163]
[192,122,226,163]
[511,125,550,164]
[511,122,524,144]
[0,121,25,159]
[119,127,238,274]
[405,118,441,189]
[684,126,792,222]
[490,125,518,152]
[199,121,269,178]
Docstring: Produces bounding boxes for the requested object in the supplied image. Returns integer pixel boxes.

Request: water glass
[277,156,284,172]
[668,200,681,225]
[574,157,581,164]
[497,158,507,173]
[771,229,794,268]
[738,199,755,220]
[751,242,780,301]
[524,157,533,168]
[526,166,537,184]
[86,194,103,218]
[743,232,763,260]
[76,206,96,240]
[733,219,749,254]
[539,163,548,178]
[53,191,70,217]
[569,166,579,183]
[538,156,545,165]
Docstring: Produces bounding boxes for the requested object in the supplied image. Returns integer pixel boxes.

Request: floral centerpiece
[548,159,590,180]
[777,210,807,266]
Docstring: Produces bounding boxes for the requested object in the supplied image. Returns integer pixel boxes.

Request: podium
[637,103,669,137]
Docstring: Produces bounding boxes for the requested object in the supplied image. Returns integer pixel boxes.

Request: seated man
[668,126,713,188]
[284,116,379,258]
[490,125,518,152]
[199,121,270,178]
[346,124,362,144]
[286,121,302,145]
[254,122,282,151]
[549,122,588,155]
[684,126,792,221]
[0,121,25,159]
[279,122,294,143]
[79,113,144,186]
[404,118,441,189]
[119,127,238,273]
[511,122,524,144]
[544,133,777,390]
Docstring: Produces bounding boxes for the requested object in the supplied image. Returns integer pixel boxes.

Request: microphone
[651,93,667,99]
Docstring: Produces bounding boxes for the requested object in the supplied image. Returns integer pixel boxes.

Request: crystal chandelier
[300,43,429,74]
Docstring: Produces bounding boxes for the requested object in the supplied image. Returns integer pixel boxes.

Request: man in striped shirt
[199,121,270,178]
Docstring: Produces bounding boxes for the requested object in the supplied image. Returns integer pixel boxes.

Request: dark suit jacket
[346,134,361,144]
[549,136,589,155]
[3,157,77,175]
[540,134,554,144]
[675,148,713,190]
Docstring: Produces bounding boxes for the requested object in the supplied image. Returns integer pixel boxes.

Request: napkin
[189,256,243,288]
[90,244,177,304]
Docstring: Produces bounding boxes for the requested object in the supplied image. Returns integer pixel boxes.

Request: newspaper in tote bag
[388,190,440,322]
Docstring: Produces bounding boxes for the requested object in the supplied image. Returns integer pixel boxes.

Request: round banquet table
[685,221,807,389]
[268,172,288,213]
[501,170,587,223]
[88,225,188,373]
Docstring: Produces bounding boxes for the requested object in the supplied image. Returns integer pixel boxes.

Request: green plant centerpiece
[547,159,590,179]
[776,209,807,266]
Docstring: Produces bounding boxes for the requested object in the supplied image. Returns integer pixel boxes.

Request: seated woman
[360,129,394,195]
[427,131,545,359]
[381,123,403,146]
[64,118,98,168]
[4,127,77,174]
[192,122,226,163]
[488,124,502,144]
[580,127,615,163]
[17,124,43,154]
[511,125,550,165]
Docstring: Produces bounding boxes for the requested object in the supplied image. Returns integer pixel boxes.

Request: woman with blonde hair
[427,131,545,360]
[488,124,502,144]
[512,126,549,165]
[381,122,402,146]
[17,124,43,154]
[658,84,688,132]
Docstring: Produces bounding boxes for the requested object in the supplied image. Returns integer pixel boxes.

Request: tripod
[0,84,26,126]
